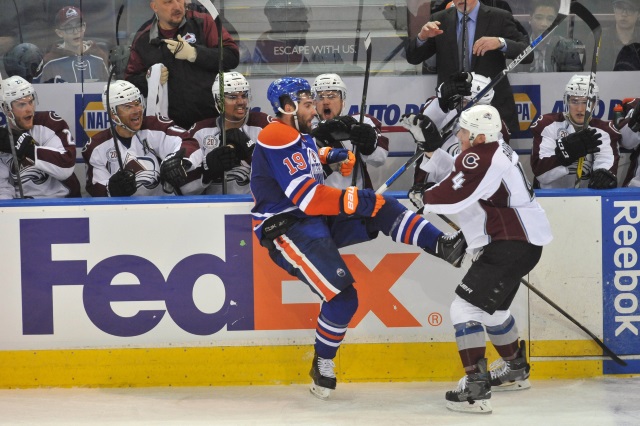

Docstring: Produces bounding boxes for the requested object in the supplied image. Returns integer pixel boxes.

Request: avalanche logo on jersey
[182,33,196,44]
[462,152,480,170]
[307,147,324,184]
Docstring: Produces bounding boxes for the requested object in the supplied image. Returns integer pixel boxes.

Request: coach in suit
[405,0,531,133]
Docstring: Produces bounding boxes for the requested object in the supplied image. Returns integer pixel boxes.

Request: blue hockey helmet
[267,76,312,115]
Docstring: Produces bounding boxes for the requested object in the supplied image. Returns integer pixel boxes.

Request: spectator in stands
[125,0,239,130]
[35,6,109,83]
[405,0,531,133]
[600,0,640,71]
[2,43,43,83]
[517,0,561,72]
[614,42,640,70]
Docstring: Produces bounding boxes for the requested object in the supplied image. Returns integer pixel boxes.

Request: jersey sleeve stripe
[274,234,340,301]
[290,178,315,205]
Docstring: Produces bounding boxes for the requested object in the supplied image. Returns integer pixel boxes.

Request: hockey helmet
[465,72,494,105]
[3,43,44,83]
[459,104,501,142]
[563,74,598,111]
[312,73,347,100]
[102,80,144,115]
[1,75,36,112]
[212,71,251,113]
[267,76,312,115]
[551,38,586,72]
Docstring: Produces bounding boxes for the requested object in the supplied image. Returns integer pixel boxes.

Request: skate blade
[446,399,492,414]
[310,382,332,400]
[492,379,531,392]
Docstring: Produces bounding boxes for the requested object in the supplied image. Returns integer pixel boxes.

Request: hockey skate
[489,340,531,391]
[433,230,467,268]
[309,352,336,400]
[445,358,492,414]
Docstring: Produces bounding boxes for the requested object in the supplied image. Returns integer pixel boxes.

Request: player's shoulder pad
[247,111,274,128]
[34,111,69,132]
[591,118,622,139]
[188,117,217,135]
[529,112,563,134]
[454,142,498,174]
[257,120,300,149]
[144,114,189,136]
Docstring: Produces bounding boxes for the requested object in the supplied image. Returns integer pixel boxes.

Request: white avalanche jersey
[189,111,272,194]
[530,113,620,189]
[616,98,640,187]
[423,141,553,250]
[82,115,200,197]
[0,111,79,199]
[322,114,389,190]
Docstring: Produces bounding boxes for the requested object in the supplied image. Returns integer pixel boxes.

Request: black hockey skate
[489,340,531,391]
[445,358,492,414]
[432,230,467,268]
[309,352,336,400]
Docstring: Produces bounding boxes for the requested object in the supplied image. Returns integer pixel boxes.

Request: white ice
[1,378,639,425]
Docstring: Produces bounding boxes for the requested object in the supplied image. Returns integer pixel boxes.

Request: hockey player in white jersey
[82,80,201,197]
[530,74,620,189]
[189,71,272,194]
[405,105,553,413]
[310,73,388,190]
[402,72,510,210]
[0,75,80,198]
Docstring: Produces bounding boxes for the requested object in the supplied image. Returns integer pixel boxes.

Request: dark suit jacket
[405,3,531,133]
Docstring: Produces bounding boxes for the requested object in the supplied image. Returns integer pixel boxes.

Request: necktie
[459,14,470,72]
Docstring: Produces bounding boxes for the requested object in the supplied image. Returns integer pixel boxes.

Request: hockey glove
[108,169,137,197]
[164,35,197,62]
[567,158,593,180]
[407,182,435,210]
[400,114,444,152]
[350,123,378,155]
[14,132,36,160]
[205,145,240,178]
[311,115,358,145]
[160,148,192,189]
[437,72,472,112]
[628,101,640,132]
[554,128,601,166]
[588,168,617,189]
[340,187,386,217]
[0,127,11,154]
[225,128,255,161]
[318,147,356,176]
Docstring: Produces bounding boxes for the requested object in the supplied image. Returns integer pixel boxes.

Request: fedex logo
[20,216,423,338]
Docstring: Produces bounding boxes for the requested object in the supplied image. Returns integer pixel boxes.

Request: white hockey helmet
[1,75,36,112]
[102,80,144,114]
[563,74,599,111]
[212,71,251,113]
[459,104,501,142]
[465,72,494,105]
[312,73,347,100]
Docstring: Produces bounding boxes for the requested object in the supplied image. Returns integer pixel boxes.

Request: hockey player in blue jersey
[250,76,467,400]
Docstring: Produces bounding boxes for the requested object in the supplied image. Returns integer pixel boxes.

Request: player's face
[9,95,36,131]
[568,96,588,125]
[457,128,473,151]
[455,0,478,13]
[224,91,250,122]
[530,6,556,37]
[55,21,86,51]
[151,0,186,30]
[314,90,343,120]
[296,95,317,134]
[116,100,144,132]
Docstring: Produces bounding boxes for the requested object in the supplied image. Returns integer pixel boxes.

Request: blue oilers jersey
[251,120,326,235]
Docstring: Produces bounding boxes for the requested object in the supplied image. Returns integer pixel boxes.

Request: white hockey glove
[400,114,444,152]
[164,35,197,62]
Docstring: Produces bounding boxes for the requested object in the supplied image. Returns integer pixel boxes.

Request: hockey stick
[434,213,627,366]
[375,0,571,194]
[571,2,601,188]
[352,32,372,187]
[353,0,364,64]
[105,67,125,171]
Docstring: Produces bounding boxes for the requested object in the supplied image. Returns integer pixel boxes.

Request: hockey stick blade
[430,213,627,366]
